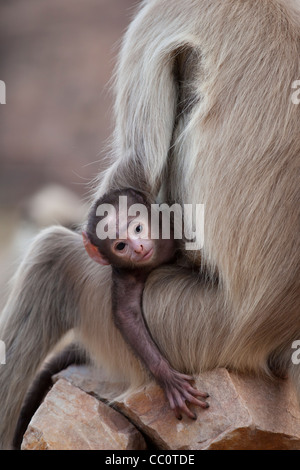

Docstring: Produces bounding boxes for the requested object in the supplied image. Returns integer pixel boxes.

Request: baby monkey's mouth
[138,248,154,262]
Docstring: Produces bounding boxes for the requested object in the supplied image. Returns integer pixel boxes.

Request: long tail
[12,342,88,449]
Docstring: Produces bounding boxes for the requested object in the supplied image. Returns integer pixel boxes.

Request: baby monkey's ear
[82,231,111,266]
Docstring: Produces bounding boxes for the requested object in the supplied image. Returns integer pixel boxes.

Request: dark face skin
[93,214,170,270]
[83,189,209,420]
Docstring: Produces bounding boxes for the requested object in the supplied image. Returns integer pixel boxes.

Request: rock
[21,379,146,450]
[53,364,127,402]
[22,367,300,450]
[114,368,300,450]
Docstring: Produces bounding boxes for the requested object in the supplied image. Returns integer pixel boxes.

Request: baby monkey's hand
[154,363,210,420]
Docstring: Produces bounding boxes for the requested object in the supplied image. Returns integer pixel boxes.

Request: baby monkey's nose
[134,244,144,254]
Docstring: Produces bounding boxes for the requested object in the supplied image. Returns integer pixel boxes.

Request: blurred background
[0,0,137,307]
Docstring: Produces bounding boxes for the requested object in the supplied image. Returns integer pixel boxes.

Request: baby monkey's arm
[112,269,209,420]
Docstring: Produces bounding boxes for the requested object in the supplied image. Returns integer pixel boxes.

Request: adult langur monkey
[0,0,299,449]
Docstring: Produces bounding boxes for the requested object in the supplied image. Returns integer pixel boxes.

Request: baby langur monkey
[83,188,209,420]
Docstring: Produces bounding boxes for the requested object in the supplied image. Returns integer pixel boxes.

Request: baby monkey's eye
[115,242,126,251]
[135,224,143,234]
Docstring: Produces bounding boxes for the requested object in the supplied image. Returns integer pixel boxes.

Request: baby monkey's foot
[163,371,209,420]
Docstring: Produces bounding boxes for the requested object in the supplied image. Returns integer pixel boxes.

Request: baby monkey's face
[83,207,175,270]
[110,216,155,267]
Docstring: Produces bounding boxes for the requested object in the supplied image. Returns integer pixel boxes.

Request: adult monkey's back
[0,0,299,449]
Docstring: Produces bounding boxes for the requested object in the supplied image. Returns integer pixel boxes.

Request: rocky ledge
[22,366,300,450]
